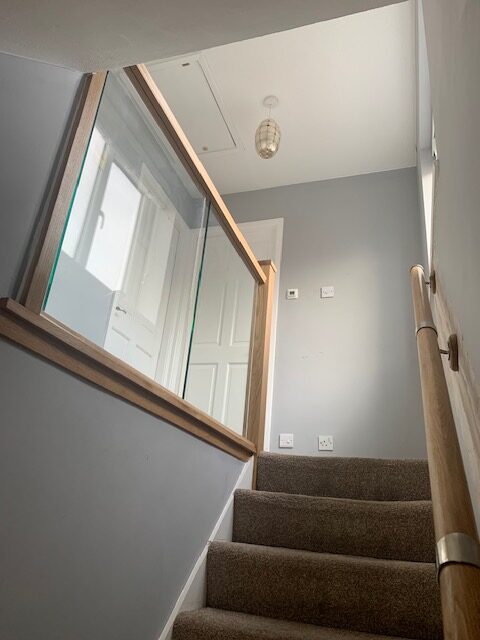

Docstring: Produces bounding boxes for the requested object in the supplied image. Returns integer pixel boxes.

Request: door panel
[184,228,254,433]
[223,363,249,433]
[230,279,254,346]
[184,363,218,414]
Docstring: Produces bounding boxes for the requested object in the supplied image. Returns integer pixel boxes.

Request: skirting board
[158,456,254,640]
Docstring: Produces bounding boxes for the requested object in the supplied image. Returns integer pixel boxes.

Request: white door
[104,170,179,378]
[184,218,283,437]
[184,228,254,433]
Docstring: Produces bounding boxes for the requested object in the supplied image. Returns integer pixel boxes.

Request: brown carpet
[233,489,435,562]
[173,609,411,640]
[256,453,431,501]
[173,454,441,640]
[207,542,441,640]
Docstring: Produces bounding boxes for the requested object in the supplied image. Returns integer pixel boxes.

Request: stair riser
[257,454,431,501]
[233,490,435,562]
[173,608,411,640]
[207,543,442,640]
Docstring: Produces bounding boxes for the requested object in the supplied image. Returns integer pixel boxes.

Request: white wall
[227,168,427,458]
[0,0,408,71]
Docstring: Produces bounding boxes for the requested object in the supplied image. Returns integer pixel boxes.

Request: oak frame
[3,65,276,460]
[245,260,277,452]
[23,71,108,313]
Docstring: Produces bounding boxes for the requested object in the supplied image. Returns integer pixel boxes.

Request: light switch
[286,288,299,300]
[279,433,294,448]
[321,286,334,298]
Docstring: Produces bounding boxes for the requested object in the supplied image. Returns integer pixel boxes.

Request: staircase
[173,452,443,640]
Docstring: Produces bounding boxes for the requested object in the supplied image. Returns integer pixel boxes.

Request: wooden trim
[24,71,108,313]
[246,260,277,453]
[410,265,480,639]
[0,299,255,461]
[431,274,480,508]
[123,64,266,285]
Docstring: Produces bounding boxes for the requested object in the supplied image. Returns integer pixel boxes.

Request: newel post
[246,260,276,457]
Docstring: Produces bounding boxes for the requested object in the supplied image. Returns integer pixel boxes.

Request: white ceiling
[0,0,405,71]
[148,1,416,194]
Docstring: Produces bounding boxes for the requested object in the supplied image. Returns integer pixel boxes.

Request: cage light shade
[255,117,281,159]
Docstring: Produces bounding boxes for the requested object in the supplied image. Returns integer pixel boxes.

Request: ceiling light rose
[255,96,281,159]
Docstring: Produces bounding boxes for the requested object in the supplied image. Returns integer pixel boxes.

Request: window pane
[86,162,141,290]
[62,128,106,258]
[45,70,208,393]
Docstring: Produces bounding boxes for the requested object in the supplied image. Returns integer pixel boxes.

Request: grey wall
[0,53,82,297]
[0,52,243,639]
[421,0,480,525]
[226,168,427,458]
[415,0,433,270]
[422,0,480,381]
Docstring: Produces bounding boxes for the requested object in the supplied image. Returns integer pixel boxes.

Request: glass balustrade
[44,69,208,395]
[43,68,257,434]
[183,208,256,435]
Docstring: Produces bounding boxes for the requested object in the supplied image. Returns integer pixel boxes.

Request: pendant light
[255,95,281,159]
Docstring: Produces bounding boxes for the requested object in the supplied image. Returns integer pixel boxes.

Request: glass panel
[44,69,208,394]
[183,207,256,435]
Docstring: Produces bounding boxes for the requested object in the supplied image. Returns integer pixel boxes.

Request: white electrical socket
[318,435,334,451]
[286,288,299,300]
[279,433,294,448]
[321,286,335,298]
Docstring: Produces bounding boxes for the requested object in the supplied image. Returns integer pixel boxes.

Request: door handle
[115,305,127,314]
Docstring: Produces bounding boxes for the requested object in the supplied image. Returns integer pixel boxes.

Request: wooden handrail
[410,265,480,639]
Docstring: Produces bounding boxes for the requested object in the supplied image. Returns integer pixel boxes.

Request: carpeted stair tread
[233,489,435,562]
[256,453,431,501]
[207,541,442,640]
[173,608,413,640]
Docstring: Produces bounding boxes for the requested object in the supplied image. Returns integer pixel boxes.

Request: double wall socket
[318,435,334,451]
[321,286,335,298]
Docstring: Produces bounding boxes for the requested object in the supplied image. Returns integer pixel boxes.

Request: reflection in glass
[183,208,256,435]
[45,70,208,394]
